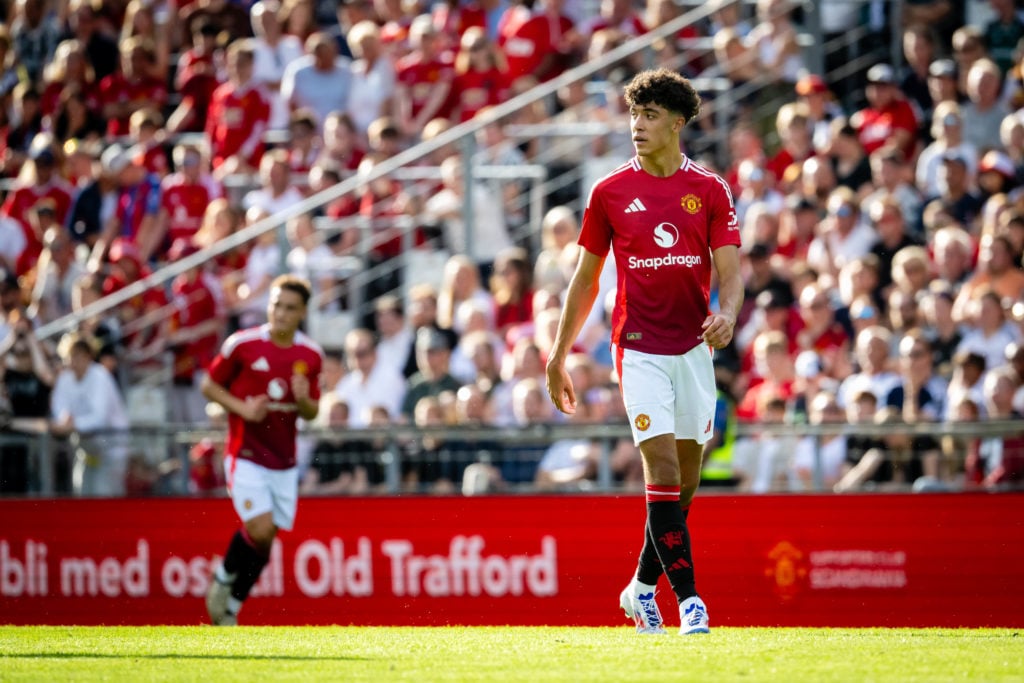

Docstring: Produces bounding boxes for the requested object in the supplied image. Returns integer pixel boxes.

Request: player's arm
[545,248,606,414]
[201,373,268,422]
[703,244,742,349]
[291,371,319,421]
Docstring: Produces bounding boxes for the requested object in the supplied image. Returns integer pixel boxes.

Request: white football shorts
[617,343,717,446]
[224,455,299,531]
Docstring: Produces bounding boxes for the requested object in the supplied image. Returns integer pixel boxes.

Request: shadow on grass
[4,653,370,661]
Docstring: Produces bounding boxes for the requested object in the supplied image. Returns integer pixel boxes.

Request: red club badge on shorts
[681,193,702,214]
[293,360,308,376]
[634,414,651,431]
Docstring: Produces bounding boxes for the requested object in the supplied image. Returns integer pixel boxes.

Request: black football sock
[636,488,693,587]
[223,530,270,604]
[646,487,697,603]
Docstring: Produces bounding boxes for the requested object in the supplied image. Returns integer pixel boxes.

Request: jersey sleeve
[208,334,242,387]
[577,184,612,257]
[708,175,741,251]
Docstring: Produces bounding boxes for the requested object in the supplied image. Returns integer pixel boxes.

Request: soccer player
[545,69,742,635]
[203,275,323,626]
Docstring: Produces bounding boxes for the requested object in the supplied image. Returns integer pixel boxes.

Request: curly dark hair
[623,68,701,123]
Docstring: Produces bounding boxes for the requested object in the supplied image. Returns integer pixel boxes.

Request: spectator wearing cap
[155,144,223,255]
[206,39,271,179]
[916,100,978,197]
[795,73,843,153]
[977,149,1019,199]
[281,31,353,134]
[392,15,455,141]
[0,134,74,277]
[924,150,984,230]
[401,326,462,420]
[88,142,163,265]
[806,187,875,279]
[98,36,168,139]
[250,1,305,131]
[165,238,222,426]
[735,159,784,227]
[850,63,918,159]
[927,58,962,112]
[962,58,1010,154]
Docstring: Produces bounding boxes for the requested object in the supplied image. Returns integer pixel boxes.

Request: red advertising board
[1,494,1022,627]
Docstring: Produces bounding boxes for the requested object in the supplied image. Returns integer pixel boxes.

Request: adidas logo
[625,198,647,213]
[252,357,270,372]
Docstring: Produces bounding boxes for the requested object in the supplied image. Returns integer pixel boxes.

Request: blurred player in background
[202,275,323,626]
[545,69,742,635]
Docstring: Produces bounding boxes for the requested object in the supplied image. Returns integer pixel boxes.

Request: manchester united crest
[681,194,702,214]
[634,413,651,431]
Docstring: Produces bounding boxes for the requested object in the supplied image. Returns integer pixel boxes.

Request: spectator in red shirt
[490,246,534,339]
[450,27,509,123]
[206,39,271,179]
[126,108,169,178]
[318,110,365,176]
[850,63,918,160]
[498,0,579,83]
[166,238,224,425]
[39,38,99,119]
[0,136,74,277]
[99,37,168,139]
[167,20,225,134]
[156,143,223,254]
[394,15,455,141]
[796,282,850,378]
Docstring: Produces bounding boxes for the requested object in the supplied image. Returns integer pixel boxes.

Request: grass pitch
[1,626,1021,682]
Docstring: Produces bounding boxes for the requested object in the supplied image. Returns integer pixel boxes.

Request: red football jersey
[855,100,918,157]
[396,54,455,120]
[161,174,218,244]
[99,73,168,138]
[207,325,324,470]
[499,11,576,81]
[451,67,509,122]
[1,182,74,276]
[205,81,271,169]
[578,156,741,356]
[170,273,220,380]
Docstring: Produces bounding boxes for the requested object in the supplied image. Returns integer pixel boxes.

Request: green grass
[0,626,1021,682]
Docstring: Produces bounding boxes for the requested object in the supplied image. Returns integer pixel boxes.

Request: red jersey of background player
[207,325,323,470]
[205,81,271,170]
[578,155,740,356]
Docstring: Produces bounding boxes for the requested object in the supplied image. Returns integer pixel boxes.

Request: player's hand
[701,313,736,349]
[545,361,577,415]
[241,395,269,422]
[291,373,310,403]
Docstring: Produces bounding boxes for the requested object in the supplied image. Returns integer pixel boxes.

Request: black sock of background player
[222,530,269,604]
[647,497,697,603]
[636,502,691,586]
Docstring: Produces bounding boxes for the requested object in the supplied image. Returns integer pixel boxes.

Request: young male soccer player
[203,275,323,625]
[545,68,742,635]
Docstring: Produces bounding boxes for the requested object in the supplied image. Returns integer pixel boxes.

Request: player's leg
[207,458,278,625]
[675,438,709,634]
[617,348,679,634]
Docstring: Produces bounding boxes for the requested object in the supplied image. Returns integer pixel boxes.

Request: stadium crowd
[0,0,1023,497]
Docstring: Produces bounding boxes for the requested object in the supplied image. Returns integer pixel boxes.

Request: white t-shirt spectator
[335,361,407,426]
